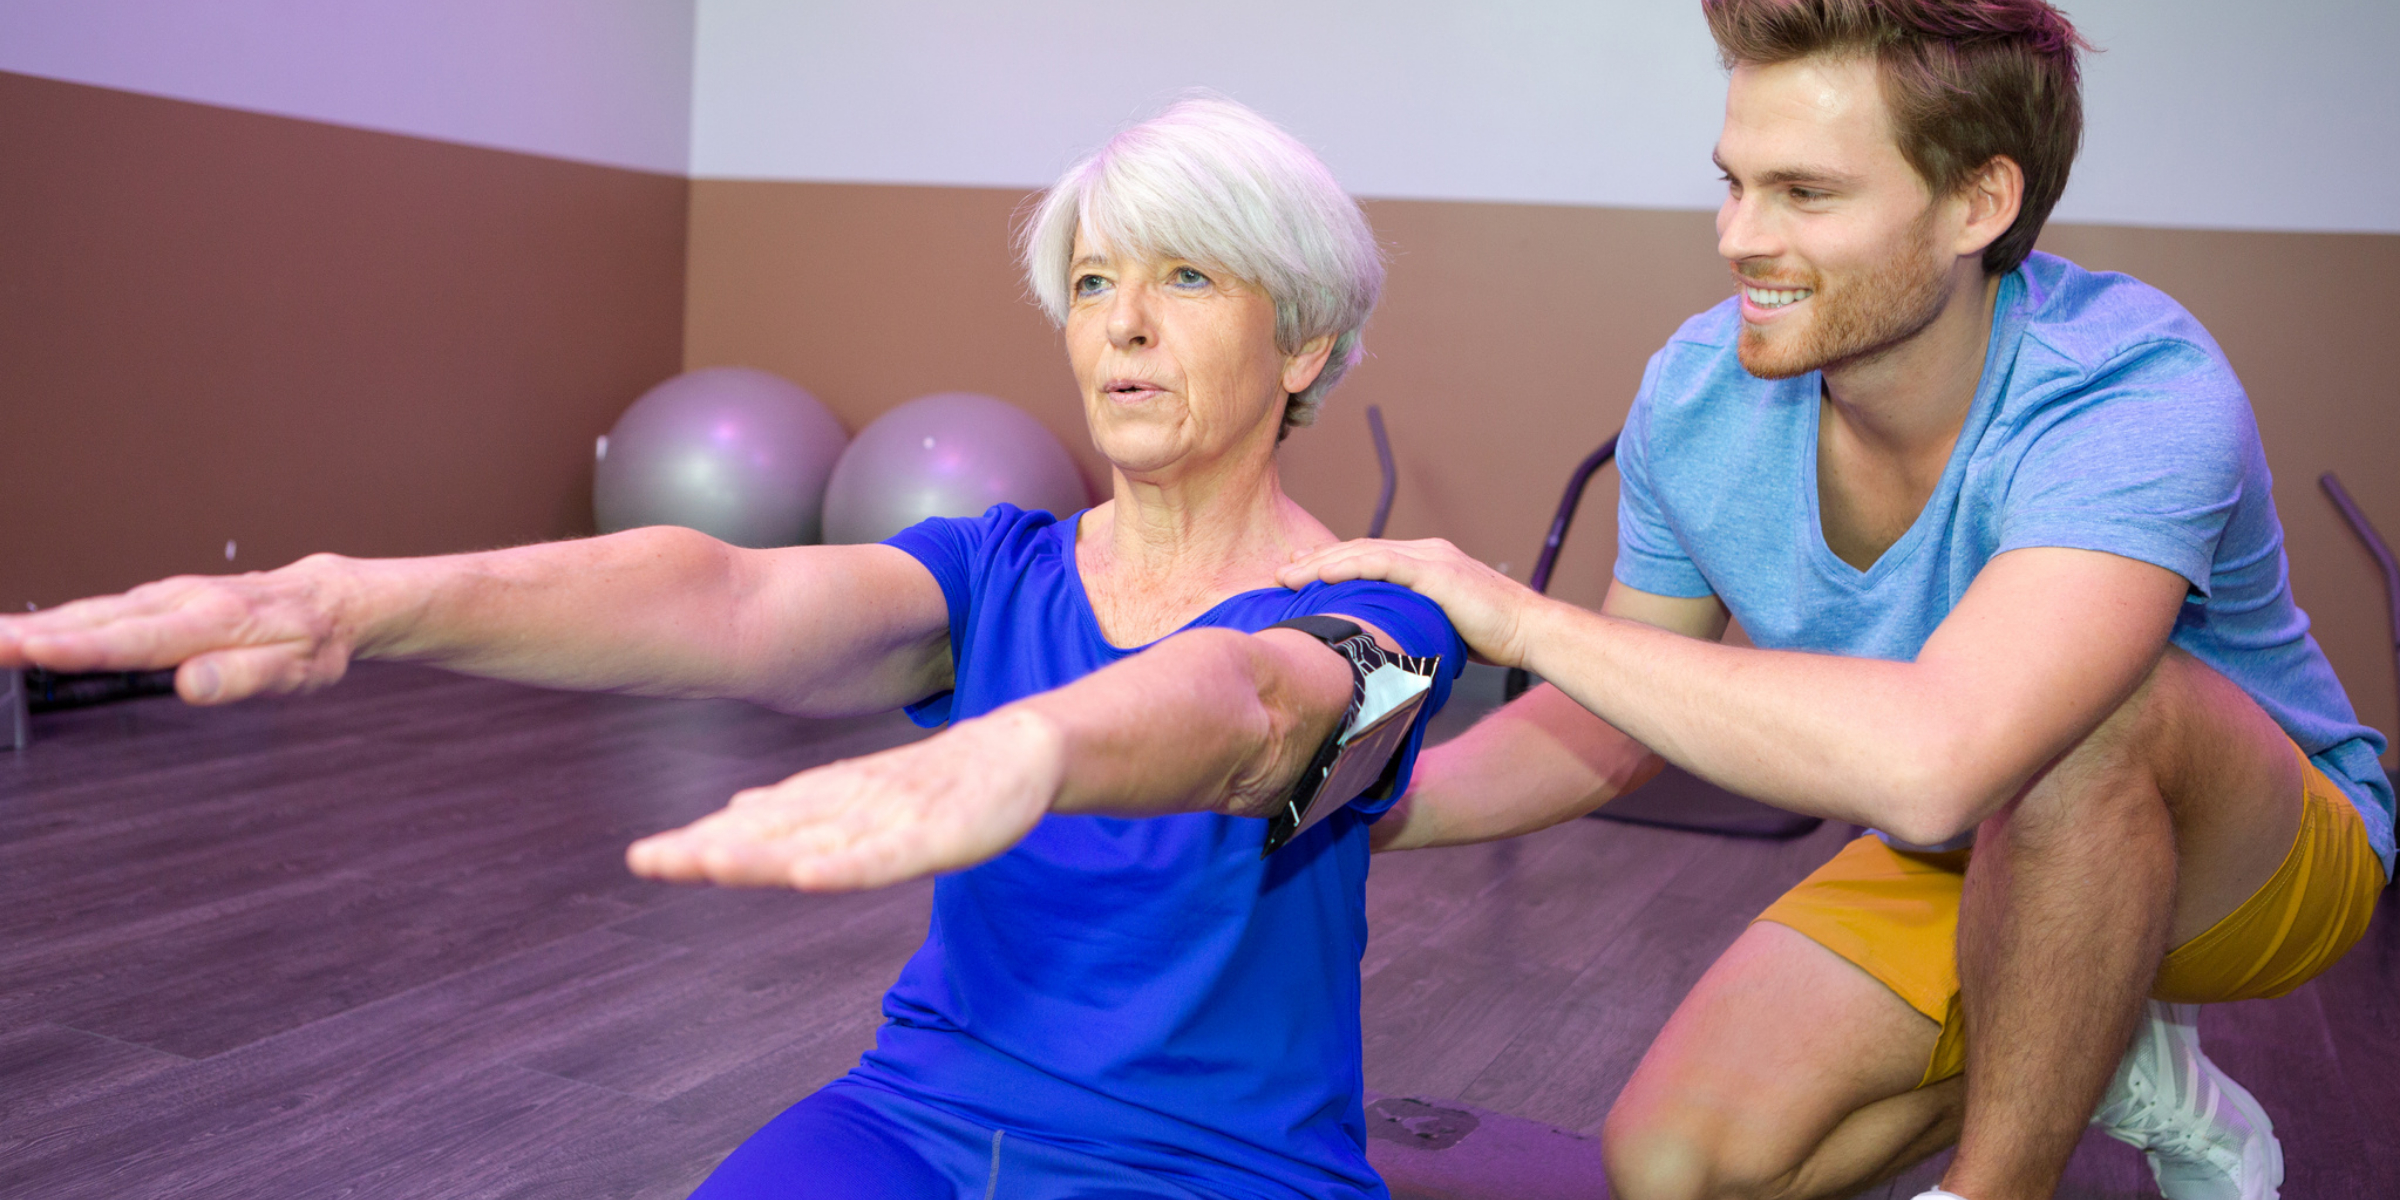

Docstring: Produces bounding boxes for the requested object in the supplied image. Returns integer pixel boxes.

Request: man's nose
[1716,192,1778,266]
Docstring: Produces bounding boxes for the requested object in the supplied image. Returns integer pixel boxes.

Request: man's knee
[2002,646,2289,840]
[1601,1103,1789,1200]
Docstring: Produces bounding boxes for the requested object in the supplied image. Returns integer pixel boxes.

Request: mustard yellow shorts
[1755,744,2387,1086]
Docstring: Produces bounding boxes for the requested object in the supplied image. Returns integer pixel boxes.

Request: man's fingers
[1279,544,1413,589]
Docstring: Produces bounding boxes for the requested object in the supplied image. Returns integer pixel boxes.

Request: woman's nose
[1105,285,1153,349]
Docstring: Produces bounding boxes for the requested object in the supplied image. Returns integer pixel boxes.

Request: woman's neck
[1074,450,1334,647]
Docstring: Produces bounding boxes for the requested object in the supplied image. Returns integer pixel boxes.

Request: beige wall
[0,71,688,608]
[11,67,2389,756]
[685,180,2400,756]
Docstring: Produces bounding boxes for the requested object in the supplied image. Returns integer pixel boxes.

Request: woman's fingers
[625,723,1054,894]
[2,574,350,695]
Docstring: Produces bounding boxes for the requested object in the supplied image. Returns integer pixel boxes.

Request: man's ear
[1953,155,2025,260]
[1282,333,1338,397]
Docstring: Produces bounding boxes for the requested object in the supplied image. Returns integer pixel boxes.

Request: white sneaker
[2090,1001,2283,1200]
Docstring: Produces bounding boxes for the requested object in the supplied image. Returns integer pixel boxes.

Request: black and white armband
[1259,615,1443,855]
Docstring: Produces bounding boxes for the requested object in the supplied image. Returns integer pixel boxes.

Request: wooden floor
[4,664,2392,1198]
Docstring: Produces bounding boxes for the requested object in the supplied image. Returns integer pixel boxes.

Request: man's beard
[1737,212,1954,381]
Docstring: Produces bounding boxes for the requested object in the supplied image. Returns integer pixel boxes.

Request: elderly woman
[0,99,1461,1198]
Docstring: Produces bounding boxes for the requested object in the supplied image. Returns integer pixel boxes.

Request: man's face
[1714,54,1958,380]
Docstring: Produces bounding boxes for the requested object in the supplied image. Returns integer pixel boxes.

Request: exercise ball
[593,367,848,548]
[821,392,1090,544]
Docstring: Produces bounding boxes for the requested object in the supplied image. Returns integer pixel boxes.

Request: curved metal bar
[1527,435,1620,595]
[2321,472,2400,721]
[1366,405,1397,540]
[1507,433,1620,699]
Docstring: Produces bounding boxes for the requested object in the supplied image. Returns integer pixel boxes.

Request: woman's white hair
[1020,96,1384,431]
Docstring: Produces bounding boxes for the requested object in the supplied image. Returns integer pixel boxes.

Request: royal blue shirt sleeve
[884,504,1027,728]
[1293,580,1469,818]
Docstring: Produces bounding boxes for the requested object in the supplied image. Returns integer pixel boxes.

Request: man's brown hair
[1703,0,2090,275]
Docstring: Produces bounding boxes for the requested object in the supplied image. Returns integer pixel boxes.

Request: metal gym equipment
[2321,471,2400,787]
[1506,432,1822,839]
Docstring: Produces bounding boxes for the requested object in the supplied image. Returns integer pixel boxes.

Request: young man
[1283,2,2391,1199]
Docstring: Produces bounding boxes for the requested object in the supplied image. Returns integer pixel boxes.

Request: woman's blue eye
[1173,267,1208,287]
[1074,274,1107,296]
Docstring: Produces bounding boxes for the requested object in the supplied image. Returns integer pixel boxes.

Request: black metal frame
[2321,472,2400,740]
[1365,405,1397,540]
[1501,431,1820,839]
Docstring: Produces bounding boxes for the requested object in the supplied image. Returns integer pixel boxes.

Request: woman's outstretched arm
[0,525,953,718]
[624,620,1400,892]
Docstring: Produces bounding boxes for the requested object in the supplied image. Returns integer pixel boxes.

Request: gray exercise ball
[821,392,1090,544]
[593,367,848,548]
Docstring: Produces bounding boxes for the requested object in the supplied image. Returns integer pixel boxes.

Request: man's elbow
[1873,739,2008,846]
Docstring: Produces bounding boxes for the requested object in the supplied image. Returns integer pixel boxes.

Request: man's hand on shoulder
[1277,538,1548,668]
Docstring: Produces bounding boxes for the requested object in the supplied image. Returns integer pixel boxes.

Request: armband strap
[1260,615,1442,855]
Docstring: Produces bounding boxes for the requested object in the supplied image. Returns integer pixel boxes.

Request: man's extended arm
[1282,541,2189,846]
[1366,585,1727,851]
[625,621,1400,891]
[0,525,953,717]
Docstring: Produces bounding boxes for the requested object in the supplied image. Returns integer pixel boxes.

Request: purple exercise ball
[821,393,1090,545]
[593,367,848,548]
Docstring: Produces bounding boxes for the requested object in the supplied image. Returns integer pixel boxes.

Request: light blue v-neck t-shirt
[1613,251,2394,876]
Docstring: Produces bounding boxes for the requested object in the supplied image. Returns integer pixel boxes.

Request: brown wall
[10,69,2389,756]
[685,181,2400,756]
[0,71,688,608]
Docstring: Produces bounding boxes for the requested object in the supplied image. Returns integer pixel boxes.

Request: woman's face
[1064,232,1330,481]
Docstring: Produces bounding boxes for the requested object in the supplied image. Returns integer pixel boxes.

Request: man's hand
[624,708,1067,892]
[0,561,356,705]
[1278,538,1547,669]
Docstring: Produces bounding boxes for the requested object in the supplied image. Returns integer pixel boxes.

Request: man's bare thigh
[1608,920,1936,1166]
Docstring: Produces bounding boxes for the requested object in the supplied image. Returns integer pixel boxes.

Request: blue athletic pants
[689,1078,1228,1199]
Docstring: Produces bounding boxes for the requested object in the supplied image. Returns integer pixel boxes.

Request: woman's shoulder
[1265,579,1466,667]
[889,503,1075,569]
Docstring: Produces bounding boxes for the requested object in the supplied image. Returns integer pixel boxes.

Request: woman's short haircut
[1021,96,1384,432]
[1704,0,2091,277]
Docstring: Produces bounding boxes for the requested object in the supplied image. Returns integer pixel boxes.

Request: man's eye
[1172,267,1209,287]
[1789,188,1826,202]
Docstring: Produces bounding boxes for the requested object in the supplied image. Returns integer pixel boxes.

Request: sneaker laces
[2095,1014,2244,1174]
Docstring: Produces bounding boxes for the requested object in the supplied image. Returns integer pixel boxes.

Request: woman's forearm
[1015,626,1355,820]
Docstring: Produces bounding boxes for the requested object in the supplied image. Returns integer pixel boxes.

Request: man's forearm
[1514,597,1992,842]
[1375,683,1665,851]
[1011,627,1352,821]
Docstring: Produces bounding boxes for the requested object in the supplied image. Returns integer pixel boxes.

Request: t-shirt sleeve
[1996,342,2248,597]
[1298,581,1469,818]
[1612,357,1715,599]
[884,504,1024,727]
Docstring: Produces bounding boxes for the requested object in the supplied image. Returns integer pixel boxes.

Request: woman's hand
[0,559,358,705]
[1278,538,1549,669]
[624,707,1068,892]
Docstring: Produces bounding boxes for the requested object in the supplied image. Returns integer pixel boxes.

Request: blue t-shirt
[1614,251,2394,876]
[853,505,1464,1199]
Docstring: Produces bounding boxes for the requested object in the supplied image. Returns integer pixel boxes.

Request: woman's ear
[1282,333,1338,397]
